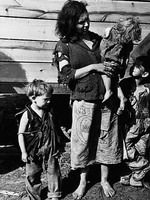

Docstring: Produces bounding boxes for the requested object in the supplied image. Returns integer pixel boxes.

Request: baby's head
[26,79,54,101]
[114,17,141,43]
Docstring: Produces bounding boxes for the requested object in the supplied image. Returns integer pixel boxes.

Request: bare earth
[0,144,150,200]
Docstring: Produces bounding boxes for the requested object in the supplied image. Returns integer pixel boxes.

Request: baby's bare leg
[102,75,112,102]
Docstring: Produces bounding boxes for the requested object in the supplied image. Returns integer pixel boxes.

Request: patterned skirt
[71,100,101,169]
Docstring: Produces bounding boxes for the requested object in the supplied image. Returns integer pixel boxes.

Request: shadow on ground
[1,145,150,200]
[42,164,129,200]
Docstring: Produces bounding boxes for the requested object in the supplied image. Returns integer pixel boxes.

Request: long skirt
[71,100,101,169]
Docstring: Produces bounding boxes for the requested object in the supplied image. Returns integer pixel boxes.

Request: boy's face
[132,64,145,78]
[35,93,52,109]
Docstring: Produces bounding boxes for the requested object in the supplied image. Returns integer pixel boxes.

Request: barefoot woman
[53,1,122,198]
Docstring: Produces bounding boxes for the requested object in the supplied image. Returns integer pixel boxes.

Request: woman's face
[76,12,90,36]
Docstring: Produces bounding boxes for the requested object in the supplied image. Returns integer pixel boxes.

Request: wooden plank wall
[0,0,150,94]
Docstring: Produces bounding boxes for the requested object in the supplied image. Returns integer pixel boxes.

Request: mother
[53,0,122,198]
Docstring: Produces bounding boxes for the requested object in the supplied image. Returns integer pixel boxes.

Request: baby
[100,17,141,102]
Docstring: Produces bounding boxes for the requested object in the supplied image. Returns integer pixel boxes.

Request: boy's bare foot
[133,163,150,181]
[130,175,143,187]
[102,90,112,103]
[51,198,60,200]
[101,181,115,197]
[120,174,132,185]
[73,181,87,200]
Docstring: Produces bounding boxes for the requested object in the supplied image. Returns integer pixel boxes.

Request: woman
[53,0,122,198]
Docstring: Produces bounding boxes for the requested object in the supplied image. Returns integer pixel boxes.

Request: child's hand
[117,98,127,115]
[21,152,28,163]
[53,150,61,159]
[61,126,71,140]
[117,107,124,115]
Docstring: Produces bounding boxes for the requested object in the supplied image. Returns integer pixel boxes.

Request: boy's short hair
[135,56,150,73]
[25,79,54,97]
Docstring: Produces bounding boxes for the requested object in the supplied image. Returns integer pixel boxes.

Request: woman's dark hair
[55,0,88,42]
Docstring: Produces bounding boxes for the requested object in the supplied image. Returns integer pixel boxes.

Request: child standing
[119,56,150,186]
[18,79,62,200]
[100,17,141,103]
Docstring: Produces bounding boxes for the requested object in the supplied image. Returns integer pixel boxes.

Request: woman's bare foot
[101,181,115,197]
[73,181,87,200]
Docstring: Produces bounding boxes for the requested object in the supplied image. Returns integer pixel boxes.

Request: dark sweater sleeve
[54,40,76,85]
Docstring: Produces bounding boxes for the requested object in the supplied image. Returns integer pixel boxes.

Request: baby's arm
[18,111,29,163]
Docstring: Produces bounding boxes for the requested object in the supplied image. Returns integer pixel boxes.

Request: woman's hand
[104,61,118,76]
[75,61,118,79]
[91,61,118,77]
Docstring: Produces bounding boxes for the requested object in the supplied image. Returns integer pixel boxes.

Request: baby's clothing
[100,27,133,78]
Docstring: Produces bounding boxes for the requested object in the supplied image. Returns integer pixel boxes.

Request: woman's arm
[59,55,93,79]
[18,111,29,163]
[59,54,115,80]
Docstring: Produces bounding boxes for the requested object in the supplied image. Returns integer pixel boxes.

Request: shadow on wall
[0,51,27,93]
[0,52,28,145]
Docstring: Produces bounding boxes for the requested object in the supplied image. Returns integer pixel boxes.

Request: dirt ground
[0,144,150,200]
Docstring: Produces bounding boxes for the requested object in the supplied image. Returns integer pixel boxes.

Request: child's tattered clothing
[120,78,150,181]
[19,105,62,199]
[23,105,60,164]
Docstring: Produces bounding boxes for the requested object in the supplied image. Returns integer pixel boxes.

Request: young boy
[100,17,141,102]
[18,79,62,200]
[119,56,150,186]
